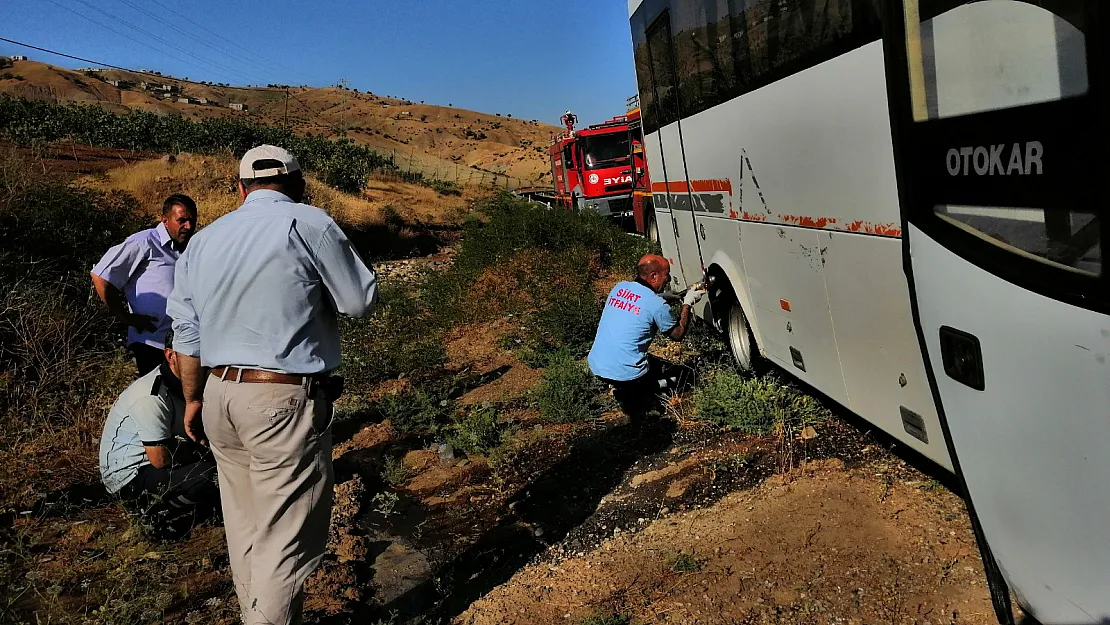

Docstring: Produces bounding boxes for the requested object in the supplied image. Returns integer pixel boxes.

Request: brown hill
[0,60,559,182]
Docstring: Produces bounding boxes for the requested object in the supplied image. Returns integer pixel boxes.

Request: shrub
[665,551,705,573]
[531,289,602,360]
[445,403,507,456]
[534,351,604,424]
[380,455,411,486]
[340,282,446,391]
[580,614,632,625]
[374,388,454,436]
[425,179,462,196]
[422,192,650,344]
[692,370,825,434]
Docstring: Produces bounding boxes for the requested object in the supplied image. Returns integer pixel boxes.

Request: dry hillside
[0,59,560,182]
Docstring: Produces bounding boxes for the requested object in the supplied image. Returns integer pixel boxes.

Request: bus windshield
[583,133,631,170]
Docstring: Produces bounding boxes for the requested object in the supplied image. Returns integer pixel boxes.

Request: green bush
[445,403,508,456]
[340,281,446,391]
[421,193,648,359]
[534,351,605,424]
[665,551,705,573]
[425,179,462,196]
[580,614,632,625]
[380,455,411,486]
[531,288,603,360]
[374,388,454,436]
[693,370,825,434]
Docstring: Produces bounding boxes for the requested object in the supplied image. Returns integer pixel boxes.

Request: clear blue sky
[2,0,638,126]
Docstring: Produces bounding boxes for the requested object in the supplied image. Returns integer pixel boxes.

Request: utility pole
[337,78,350,131]
[284,89,289,132]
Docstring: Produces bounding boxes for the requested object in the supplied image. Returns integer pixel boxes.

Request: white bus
[626,1,1107,623]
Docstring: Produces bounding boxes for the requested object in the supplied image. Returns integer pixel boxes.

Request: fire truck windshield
[583,134,631,170]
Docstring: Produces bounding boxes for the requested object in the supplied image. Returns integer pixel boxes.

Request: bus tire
[725,299,759,374]
[645,209,660,247]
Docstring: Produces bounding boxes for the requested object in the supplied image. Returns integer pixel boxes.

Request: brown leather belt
[209,366,312,385]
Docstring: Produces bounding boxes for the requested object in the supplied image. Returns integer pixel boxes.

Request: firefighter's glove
[683,285,707,307]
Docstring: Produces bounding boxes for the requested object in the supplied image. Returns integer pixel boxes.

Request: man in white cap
[167,145,378,624]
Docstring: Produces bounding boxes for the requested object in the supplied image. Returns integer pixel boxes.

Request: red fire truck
[549,111,636,220]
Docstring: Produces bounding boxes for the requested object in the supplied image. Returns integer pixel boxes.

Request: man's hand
[683,284,707,307]
[184,400,207,447]
[126,313,158,332]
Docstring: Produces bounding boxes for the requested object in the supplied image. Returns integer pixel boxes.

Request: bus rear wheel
[645,211,660,247]
[726,301,757,374]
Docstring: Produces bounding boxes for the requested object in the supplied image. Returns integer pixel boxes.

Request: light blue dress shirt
[167,189,378,374]
[587,280,676,382]
[99,366,184,493]
[91,222,180,349]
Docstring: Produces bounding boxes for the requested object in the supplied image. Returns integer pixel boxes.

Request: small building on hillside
[228,102,247,111]
[195,97,209,105]
[178,97,192,104]
[11,55,28,62]
[107,79,132,89]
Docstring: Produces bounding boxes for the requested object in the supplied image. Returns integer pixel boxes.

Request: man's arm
[166,253,207,446]
[176,354,207,447]
[90,238,158,332]
[90,273,157,332]
[665,285,707,342]
[313,222,379,318]
[666,304,694,341]
[144,443,174,469]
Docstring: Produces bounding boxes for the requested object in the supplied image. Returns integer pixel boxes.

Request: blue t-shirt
[587,280,677,382]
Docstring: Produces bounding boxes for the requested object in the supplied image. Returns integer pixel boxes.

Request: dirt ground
[459,457,993,625]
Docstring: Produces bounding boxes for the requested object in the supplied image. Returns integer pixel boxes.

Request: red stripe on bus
[650,179,901,237]
[650,179,733,194]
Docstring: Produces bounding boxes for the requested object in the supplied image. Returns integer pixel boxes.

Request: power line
[114,0,283,83]
[0,35,285,94]
[286,90,335,128]
[144,0,315,84]
[40,0,241,84]
[0,34,340,127]
[66,0,259,85]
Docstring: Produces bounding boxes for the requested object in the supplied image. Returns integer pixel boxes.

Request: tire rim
[728,303,753,372]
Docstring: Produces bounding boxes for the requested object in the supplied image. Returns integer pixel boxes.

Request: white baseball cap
[239,144,301,179]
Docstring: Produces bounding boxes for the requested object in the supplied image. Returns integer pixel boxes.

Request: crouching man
[587,254,706,419]
[99,329,218,537]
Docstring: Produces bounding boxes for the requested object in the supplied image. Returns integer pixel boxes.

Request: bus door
[645,8,703,289]
[886,1,1109,622]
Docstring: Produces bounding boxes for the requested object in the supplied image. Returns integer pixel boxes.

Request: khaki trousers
[203,375,334,625]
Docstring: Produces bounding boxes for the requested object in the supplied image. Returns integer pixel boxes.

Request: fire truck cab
[548,113,636,220]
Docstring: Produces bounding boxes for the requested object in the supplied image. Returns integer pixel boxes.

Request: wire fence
[385,146,538,191]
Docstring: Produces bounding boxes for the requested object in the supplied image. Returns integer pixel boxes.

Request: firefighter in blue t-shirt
[588,254,706,417]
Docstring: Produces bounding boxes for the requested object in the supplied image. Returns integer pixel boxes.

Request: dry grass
[83,152,475,229]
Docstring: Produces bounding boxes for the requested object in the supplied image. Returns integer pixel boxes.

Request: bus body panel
[911,226,1110,622]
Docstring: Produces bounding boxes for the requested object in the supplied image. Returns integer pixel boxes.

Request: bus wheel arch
[706,264,761,374]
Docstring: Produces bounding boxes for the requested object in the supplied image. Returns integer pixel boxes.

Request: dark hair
[163,194,197,216]
[241,159,304,190]
[163,328,175,351]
